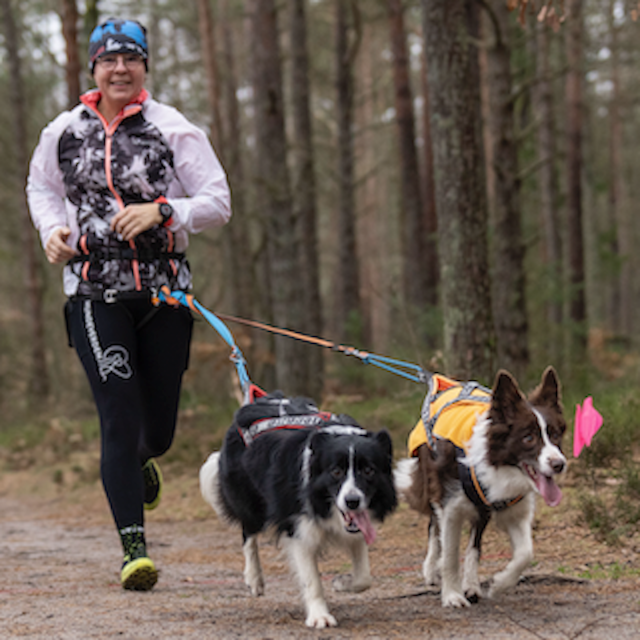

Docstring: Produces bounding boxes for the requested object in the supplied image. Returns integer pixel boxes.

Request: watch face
[159,203,173,222]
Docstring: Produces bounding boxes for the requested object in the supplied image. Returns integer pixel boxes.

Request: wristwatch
[158,202,173,227]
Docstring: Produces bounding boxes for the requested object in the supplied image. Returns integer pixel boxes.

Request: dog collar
[456,452,524,513]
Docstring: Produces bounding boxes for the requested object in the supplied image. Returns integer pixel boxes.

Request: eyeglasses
[96,54,145,70]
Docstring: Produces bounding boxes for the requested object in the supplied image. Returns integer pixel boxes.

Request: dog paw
[442,591,471,608]
[332,573,371,593]
[305,605,338,628]
[423,571,441,588]
[487,582,503,599]
[244,575,264,597]
[487,573,514,598]
[464,589,481,604]
[422,558,442,587]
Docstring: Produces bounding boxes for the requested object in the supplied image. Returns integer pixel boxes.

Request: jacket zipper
[91,104,143,291]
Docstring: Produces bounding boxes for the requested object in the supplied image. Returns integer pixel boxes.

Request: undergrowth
[2,346,640,552]
[569,366,640,546]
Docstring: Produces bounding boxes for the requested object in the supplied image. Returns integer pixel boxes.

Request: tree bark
[218,0,254,321]
[387,0,430,315]
[59,0,81,108]
[356,21,392,352]
[335,0,363,343]
[564,0,587,359]
[289,0,324,399]
[1,0,49,398]
[421,0,496,382]
[484,0,529,377]
[197,0,223,151]
[607,0,631,337]
[419,46,439,310]
[533,16,563,334]
[249,0,308,393]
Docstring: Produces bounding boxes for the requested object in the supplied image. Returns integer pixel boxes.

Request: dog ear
[308,429,329,451]
[490,370,528,425]
[374,429,393,458]
[529,366,562,411]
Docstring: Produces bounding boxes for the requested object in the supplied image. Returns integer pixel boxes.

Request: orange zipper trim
[86,99,144,291]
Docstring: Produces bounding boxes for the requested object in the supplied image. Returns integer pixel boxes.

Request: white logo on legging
[83,300,133,382]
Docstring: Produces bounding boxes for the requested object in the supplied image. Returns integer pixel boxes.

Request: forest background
[0,0,639,466]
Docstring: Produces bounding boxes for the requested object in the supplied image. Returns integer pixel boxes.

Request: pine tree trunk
[387,0,429,316]
[484,0,528,377]
[249,0,308,393]
[335,0,363,343]
[533,18,563,336]
[608,0,631,337]
[218,0,254,322]
[357,23,391,352]
[197,0,223,151]
[289,0,324,399]
[421,0,496,382]
[59,0,81,108]
[565,0,587,360]
[419,48,439,310]
[1,0,49,398]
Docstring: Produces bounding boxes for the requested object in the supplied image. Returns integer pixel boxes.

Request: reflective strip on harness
[238,416,367,447]
[408,374,491,457]
[239,414,331,446]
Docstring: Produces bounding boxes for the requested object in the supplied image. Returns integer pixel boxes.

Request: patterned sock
[119,524,147,562]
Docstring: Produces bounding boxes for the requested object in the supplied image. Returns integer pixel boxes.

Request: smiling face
[305,429,397,539]
[486,368,567,506]
[93,53,146,121]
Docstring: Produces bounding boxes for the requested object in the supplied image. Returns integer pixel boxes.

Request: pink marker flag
[573,396,603,458]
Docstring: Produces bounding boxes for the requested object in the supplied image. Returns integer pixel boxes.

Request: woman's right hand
[45,227,78,264]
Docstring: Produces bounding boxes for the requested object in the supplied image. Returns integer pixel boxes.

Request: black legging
[66,296,193,530]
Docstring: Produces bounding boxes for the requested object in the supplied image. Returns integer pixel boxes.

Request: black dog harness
[235,389,364,446]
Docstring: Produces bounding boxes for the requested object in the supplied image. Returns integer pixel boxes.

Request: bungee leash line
[154,287,252,400]
[154,287,431,387]
[215,311,431,384]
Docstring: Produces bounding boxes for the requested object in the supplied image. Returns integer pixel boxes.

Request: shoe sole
[121,557,158,591]
[143,459,163,511]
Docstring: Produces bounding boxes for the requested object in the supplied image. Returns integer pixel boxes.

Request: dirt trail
[0,468,639,639]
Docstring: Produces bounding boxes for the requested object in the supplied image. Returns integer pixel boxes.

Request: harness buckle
[103,289,118,304]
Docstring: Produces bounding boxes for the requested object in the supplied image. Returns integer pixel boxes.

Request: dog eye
[522,434,535,445]
[330,467,345,479]
[548,426,564,442]
[361,465,375,478]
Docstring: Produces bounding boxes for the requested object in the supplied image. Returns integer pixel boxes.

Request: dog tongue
[352,511,377,545]
[537,474,562,507]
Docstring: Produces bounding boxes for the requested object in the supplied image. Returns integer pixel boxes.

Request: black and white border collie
[199,392,397,628]
[395,367,567,608]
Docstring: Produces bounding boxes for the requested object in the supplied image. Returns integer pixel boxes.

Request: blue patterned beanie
[89,18,148,72]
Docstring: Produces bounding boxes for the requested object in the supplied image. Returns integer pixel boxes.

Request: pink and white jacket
[27,89,231,296]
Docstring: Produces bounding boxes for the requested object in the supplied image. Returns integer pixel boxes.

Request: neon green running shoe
[142,459,163,511]
[121,555,158,591]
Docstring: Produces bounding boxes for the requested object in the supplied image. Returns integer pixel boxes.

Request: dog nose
[345,495,361,510]
[551,458,565,474]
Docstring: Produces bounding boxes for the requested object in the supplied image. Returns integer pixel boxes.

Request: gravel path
[1,470,639,639]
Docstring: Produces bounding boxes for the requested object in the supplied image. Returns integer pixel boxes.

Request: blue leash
[336,347,430,384]
[155,287,252,400]
[157,288,432,389]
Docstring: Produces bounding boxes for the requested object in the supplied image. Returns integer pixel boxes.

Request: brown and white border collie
[395,367,567,608]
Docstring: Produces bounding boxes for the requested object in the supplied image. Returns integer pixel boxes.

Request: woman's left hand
[110,203,163,241]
